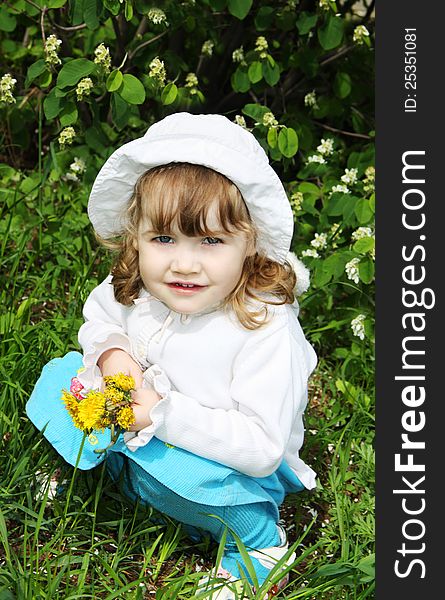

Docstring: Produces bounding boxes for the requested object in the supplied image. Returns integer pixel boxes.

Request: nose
[170,246,201,274]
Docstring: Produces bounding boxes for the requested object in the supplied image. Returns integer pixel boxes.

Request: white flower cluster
[304,90,318,109]
[201,40,214,57]
[185,72,199,94]
[0,73,17,104]
[319,0,331,11]
[65,157,86,182]
[345,257,360,284]
[76,77,93,101]
[341,167,358,185]
[58,127,76,149]
[301,248,319,259]
[331,184,350,195]
[351,314,366,340]
[234,115,247,129]
[290,191,303,213]
[353,25,370,45]
[149,57,166,86]
[262,111,279,129]
[45,34,62,66]
[94,44,111,72]
[310,232,328,250]
[363,165,375,193]
[148,8,168,25]
[307,154,326,165]
[351,226,373,241]
[255,36,268,58]
[352,226,375,260]
[317,138,334,156]
[232,46,245,63]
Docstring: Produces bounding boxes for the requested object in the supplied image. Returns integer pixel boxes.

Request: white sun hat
[88,112,294,264]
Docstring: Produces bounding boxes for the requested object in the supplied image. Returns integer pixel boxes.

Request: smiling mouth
[166,282,207,293]
[169,282,204,288]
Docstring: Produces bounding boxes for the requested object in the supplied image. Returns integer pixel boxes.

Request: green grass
[0,166,374,599]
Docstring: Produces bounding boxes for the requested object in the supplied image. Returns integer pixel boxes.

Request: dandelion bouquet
[62,373,136,453]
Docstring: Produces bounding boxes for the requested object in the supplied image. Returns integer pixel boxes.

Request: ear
[132,235,139,251]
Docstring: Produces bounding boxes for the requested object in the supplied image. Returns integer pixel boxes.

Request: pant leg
[107,453,280,550]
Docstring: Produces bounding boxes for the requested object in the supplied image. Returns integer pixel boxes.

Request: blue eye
[155,235,174,244]
[203,237,222,245]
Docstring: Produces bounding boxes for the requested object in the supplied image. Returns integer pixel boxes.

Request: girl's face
[135,205,253,315]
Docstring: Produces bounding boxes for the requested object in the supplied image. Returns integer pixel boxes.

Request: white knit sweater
[77,276,318,489]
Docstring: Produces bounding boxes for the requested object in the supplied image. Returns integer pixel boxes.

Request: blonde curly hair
[100,162,296,329]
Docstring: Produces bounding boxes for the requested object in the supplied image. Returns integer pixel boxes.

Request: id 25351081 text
[404,28,417,113]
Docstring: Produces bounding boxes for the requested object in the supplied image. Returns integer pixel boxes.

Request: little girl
[27,113,317,598]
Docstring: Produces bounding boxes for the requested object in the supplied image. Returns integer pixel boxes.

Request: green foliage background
[0,0,375,598]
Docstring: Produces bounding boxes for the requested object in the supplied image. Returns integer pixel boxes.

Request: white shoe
[196,524,294,599]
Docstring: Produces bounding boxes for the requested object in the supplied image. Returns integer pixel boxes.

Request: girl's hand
[97,348,144,388]
[129,388,161,431]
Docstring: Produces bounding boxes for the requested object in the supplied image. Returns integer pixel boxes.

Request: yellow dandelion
[62,390,84,429]
[77,391,106,431]
[104,387,125,405]
[116,406,135,429]
[104,373,135,392]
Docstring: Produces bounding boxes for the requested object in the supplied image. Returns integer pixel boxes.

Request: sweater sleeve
[77,275,132,390]
[133,313,314,478]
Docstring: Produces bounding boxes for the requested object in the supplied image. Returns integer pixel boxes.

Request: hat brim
[88,129,293,263]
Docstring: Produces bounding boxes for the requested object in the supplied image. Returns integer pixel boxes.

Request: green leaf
[327,193,353,216]
[111,93,131,129]
[322,253,347,279]
[242,103,269,122]
[318,14,344,50]
[0,6,17,31]
[298,182,321,196]
[106,69,123,92]
[296,12,318,35]
[43,88,63,120]
[359,257,374,284]
[161,82,178,105]
[248,61,263,84]
[301,195,319,216]
[25,59,47,87]
[315,562,352,578]
[83,0,100,29]
[231,67,250,93]
[334,72,351,99]
[85,125,108,155]
[353,237,374,254]
[57,59,96,89]
[124,0,133,21]
[118,74,146,105]
[278,127,298,158]
[313,260,333,287]
[103,0,120,15]
[354,198,374,223]
[59,101,78,126]
[357,554,375,577]
[37,70,52,89]
[48,0,68,7]
[227,0,252,20]
[209,0,227,9]
[254,6,275,30]
[267,127,277,148]
[262,59,280,86]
